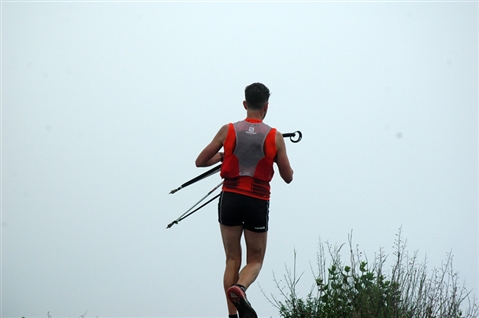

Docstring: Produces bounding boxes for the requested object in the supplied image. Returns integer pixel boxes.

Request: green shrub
[266,229,478,318]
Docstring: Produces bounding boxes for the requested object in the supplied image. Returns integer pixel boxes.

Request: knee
[225,256,241,273]
[225,251,241,264]
[247,249,266,264]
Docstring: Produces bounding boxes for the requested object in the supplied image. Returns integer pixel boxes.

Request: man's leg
[225,229,267,318]
[220,224,243,315]
[237,229,268,289]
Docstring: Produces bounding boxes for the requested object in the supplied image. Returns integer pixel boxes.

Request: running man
[195,83,294,318]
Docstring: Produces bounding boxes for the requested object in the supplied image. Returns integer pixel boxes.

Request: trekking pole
[166,181,223,229]
[169,164,221,194]
[168,130,302,194]
[166,193,221,229]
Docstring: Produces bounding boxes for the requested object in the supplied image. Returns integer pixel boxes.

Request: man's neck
[246,110,265,120]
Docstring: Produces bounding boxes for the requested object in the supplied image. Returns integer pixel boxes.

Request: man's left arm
[274,130,294,183]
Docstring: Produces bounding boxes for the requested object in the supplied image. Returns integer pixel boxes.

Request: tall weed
[265,229,478,318]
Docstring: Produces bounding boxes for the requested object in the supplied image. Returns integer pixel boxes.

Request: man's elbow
[282,170,293,184]
[195,158,204,167]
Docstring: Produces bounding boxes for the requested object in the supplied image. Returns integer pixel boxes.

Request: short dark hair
[245,82,270,110]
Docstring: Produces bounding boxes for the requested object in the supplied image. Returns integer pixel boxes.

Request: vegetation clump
[267,229,478,318]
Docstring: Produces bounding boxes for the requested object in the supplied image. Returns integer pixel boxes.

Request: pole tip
[166,220,178,229]
[169,187,181,194]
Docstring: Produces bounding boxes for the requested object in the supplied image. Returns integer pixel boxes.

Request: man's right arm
[195,124,228,167]
[275,130,293,183]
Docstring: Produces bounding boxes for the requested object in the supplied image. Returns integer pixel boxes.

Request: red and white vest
[221,118,277,200]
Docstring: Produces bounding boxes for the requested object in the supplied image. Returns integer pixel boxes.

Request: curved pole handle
[282,130,302,143]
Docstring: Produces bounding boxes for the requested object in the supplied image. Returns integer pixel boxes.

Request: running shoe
[226,285,258,318]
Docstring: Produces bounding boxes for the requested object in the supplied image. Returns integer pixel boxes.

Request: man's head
[245,82,270,110]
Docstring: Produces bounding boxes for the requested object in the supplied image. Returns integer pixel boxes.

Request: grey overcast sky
[1,1,477,317]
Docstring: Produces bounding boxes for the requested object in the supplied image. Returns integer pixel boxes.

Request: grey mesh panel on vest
[233,121,271,177]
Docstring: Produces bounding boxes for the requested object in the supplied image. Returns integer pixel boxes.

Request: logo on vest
[247,126,256,134]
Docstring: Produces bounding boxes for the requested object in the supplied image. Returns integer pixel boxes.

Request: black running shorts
[218,191,270,232]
